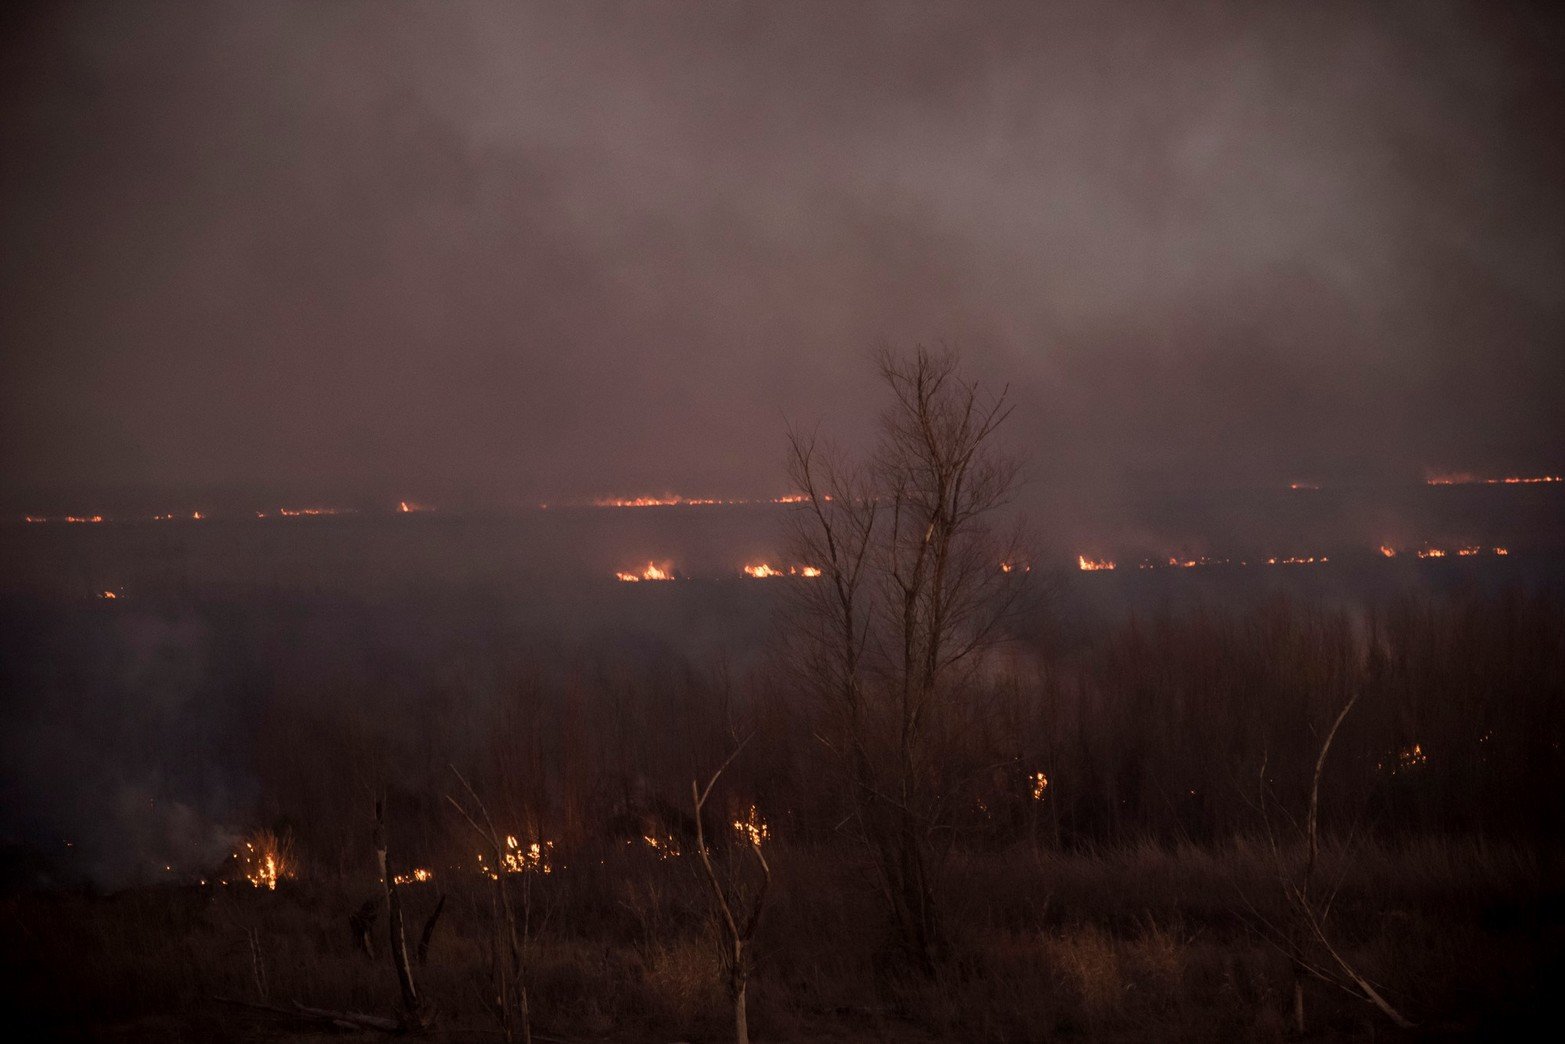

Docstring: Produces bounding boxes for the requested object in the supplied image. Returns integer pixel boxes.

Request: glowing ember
[278,507,351,517]
[585,493,815,509]
[1426,472,1562,486]
[1495,547,1509,555]
[595,495,721,508]
[1030,772,1050,800]
[65,515,104,524]
[1457,546,1481,557]
[1381,743,1429,774]
[478,836,554,879]
[393,868,434,885]
[640,833,681,859]
[1416,548,1447,559]
[1289,481,1320,491]
[1076,556,1115,572]
[99,590,117,600]
[617,562,675,582]
[732,805,770,848]
[235,830,295,891]
[1379,545,1397,558]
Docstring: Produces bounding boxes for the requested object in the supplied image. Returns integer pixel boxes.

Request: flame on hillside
[587,493,815,509]
[743,563,824,578]
[1426,472,1561,486]
[617,562,675,582]
[1076,556,1115,572]
[398,501,432,514]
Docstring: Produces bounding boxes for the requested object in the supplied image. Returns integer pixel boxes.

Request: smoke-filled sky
[3,1,1561,509]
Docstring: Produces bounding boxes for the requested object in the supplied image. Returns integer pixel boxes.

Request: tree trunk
[734,978,750,1044]
[373,799,423,1030]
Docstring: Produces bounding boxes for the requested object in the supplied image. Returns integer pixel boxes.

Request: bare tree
[1245,690,1415,1034]
[447,767,530,1044]
[786,344,1025,974]
[691,737,771,1044]
[373,797,428,1032]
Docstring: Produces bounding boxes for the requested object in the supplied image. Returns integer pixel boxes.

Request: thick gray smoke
[2,1,1561,514]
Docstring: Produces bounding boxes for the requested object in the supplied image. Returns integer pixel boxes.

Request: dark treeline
[250,586,1562,884]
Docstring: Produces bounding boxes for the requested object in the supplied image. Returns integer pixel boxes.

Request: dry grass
[4,835,1557,1041]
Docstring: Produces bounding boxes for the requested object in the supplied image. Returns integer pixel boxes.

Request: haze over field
[2,1,1562,513]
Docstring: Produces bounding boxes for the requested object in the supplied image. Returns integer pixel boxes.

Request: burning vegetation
[616,562,675,582]
[1425,472,1562,486]
[742,563,822,578]
[478,836,554,878]
[731,805,770,847]
[233,830,296,891]
[1072,544,1517,571]
[392,867,434,885]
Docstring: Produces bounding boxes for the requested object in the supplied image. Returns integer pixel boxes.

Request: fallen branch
[215,995,401,1033]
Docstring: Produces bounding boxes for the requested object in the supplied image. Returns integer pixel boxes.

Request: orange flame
[640,833,681,859]
[393,868,434,885]
[1076,556,1115,572]
[479,836,554,879]
[1426,472,1561,486]
[235,830,295,891]
[617,562,674,582]
[1031,772,1050,800]
[590,493,816,508]
[732,805,770,848]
